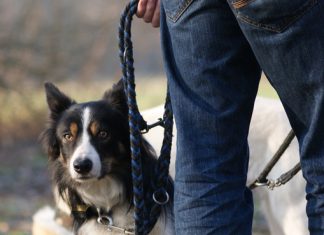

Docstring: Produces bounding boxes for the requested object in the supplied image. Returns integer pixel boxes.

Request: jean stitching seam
[166,0,194,23]
[237,0,318,33]
[232,0,257,9]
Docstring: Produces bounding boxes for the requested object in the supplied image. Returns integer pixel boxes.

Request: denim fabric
[160,0,324,234]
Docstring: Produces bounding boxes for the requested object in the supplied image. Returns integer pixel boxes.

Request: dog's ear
[103,80,128,115]
[41,83,75,160]
[44,82,75,119]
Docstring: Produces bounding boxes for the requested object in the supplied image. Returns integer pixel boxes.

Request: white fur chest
[76,176,125,211]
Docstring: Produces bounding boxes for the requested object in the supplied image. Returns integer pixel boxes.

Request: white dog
[142,96,307,235]
[34,96,307,235]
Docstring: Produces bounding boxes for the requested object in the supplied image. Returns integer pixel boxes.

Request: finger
[151,0,160,27]
[143,0,157,23]
[137,0,148,18]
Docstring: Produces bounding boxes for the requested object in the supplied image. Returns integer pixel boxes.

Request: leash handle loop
[119,1,174,234]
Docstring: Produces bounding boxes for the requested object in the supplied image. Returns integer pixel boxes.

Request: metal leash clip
[106,224,135,234]
[97,208,114,231]
[97,209,135,234]
[253,181,268,187]
[97,215,113,229]
[267,179,283,190]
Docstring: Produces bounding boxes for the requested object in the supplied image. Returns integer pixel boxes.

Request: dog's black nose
[73,158,93,174]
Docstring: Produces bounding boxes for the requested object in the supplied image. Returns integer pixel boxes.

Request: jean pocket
[230,0,317,32]
[163,0,194,22]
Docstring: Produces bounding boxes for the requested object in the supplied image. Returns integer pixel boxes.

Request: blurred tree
[0,0,158,90]
[0,0,163,91]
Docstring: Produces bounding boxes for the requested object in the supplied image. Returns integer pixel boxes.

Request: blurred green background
[0,1,278,234]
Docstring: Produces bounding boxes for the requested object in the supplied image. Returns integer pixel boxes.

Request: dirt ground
[0,142,270,235]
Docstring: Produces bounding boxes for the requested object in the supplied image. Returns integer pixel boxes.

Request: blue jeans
[160,0,324,234]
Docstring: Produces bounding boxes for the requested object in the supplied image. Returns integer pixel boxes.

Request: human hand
[136,0,160,28]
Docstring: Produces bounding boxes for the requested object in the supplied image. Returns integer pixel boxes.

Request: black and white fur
[40,81,174,235]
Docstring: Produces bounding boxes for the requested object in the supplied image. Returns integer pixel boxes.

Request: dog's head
[41,80,131,183]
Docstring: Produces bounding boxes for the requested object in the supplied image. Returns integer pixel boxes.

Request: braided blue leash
[118,1,174,234]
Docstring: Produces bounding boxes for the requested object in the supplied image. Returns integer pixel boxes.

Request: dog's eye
[98,131,109,139]
[63,133,74,142]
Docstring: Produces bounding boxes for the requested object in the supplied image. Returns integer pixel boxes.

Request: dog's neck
[76,175,126,211]
[75,175,135,231]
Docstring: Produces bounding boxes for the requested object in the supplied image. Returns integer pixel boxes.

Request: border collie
[40,81,174,235]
